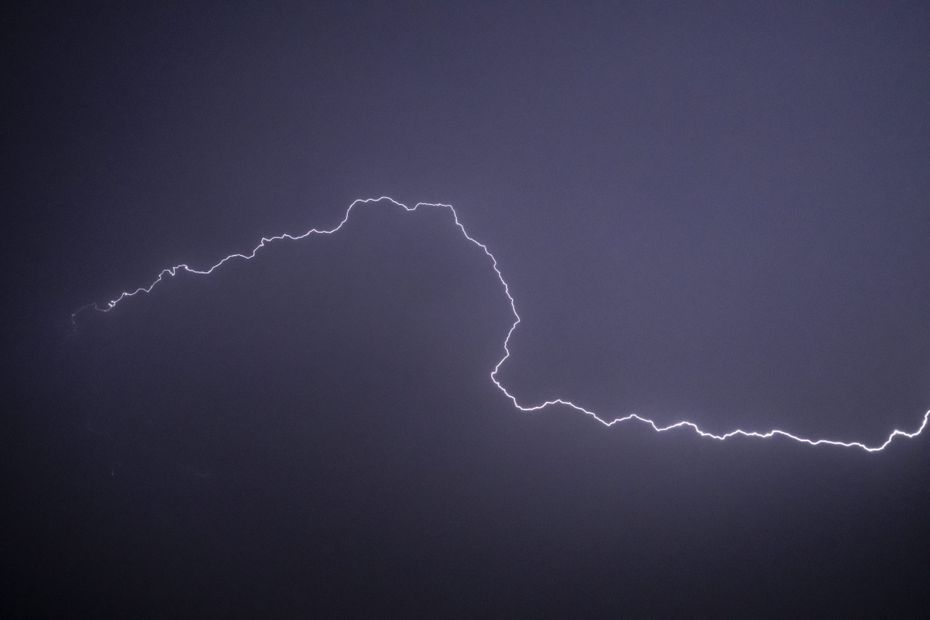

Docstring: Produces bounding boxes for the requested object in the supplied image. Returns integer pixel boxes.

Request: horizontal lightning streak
[73,196,930,453]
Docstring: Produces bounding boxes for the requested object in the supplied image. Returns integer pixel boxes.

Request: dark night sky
[7,1,930,616]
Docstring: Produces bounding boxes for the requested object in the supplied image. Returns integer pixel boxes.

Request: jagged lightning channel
[72,196,930,453]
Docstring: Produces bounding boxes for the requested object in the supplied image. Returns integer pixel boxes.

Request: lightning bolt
[72,196,930,453]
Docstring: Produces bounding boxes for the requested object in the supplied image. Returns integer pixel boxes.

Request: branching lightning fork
[72,196,930,453]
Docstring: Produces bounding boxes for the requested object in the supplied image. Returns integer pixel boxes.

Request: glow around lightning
[73,196,930,453]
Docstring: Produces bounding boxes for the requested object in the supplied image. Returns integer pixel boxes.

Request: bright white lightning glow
[73,196,930,453]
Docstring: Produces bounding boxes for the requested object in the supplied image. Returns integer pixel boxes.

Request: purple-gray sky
[8,1,930,616]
